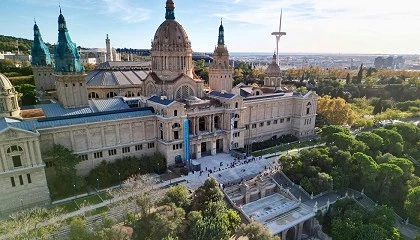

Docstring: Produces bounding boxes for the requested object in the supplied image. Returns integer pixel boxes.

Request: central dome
[152,20,191,51]
[151,0,193,79]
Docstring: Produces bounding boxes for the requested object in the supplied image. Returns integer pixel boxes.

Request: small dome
[266,63,281,77]
[152,20,190,51]
[0,73,14,91]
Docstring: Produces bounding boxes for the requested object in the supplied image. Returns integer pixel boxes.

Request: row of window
[173,143,183,150]
[234,132,240,138]
[11,174,32,187]
[304,118,313,125]
[75,143,155,162]
[246,118,291,129]
[65,83,83,87]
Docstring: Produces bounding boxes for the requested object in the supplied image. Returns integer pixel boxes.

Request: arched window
[125,91,135,97]
[137,92,141,97]
[176,85,194,99]
[214,116,220,129]
[7,145,23,168]
[88,92,99,99]
[235,102,239,108]
[106,92,117,98]
[306,102,311,115]
[199,117,206,131]
[146,84,156,97]
[234,114,240,119]
[174,110,178,116]
[172,123,181,129]
[7,145,23,153]
[256,91,260,96]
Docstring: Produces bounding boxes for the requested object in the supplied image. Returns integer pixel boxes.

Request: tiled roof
[90,98,130,112]
[209,91,236,99]
[0,118,8,132]
[86,69,148,86]
[9,108,154,131]
[148,96,175,106]
[36,103,93,117]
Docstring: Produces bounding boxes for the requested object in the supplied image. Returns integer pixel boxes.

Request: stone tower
[31,22,55,91]
[151,0,194,78]
[264,53,282,88]
[54,9,88,108]
[209,20,234,93]
[0,73,21,118]
[105,34,113,62]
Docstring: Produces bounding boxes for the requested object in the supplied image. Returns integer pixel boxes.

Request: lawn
[74,194,103,207]
[54,201,79,213]
[251,139,324,157]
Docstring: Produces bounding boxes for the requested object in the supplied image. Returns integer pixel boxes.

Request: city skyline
[0,0,419,54]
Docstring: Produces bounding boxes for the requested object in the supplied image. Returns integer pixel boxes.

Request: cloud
[101,0,151,23]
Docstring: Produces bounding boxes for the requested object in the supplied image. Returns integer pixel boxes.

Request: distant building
[374,56,405,69]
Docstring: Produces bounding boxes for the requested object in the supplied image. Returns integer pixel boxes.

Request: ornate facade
[0,0,317,214]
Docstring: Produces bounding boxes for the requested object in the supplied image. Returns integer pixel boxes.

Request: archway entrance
[216,139,223,153]
[286,226,296,240]
[201,142,207,155]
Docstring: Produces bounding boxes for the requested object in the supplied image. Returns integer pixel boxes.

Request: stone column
[211,141,216,156]
[0,146,6,171]
[281,231,287,240]
[28,141,37,167]
[23,142,31,167]
[196,143,201,159]
[297,222,304,240]
[34,140,43,165]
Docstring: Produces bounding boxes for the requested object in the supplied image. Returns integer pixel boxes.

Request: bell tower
[54,8,88,108]
[209,20,233,93]
[31,21,55,91]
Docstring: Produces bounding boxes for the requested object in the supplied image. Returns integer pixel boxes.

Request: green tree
[388,157,414,180]
[346,72,351,84]
[192,177,223,211]
[68,217,92,240]
[160,184,191,210]
[404,186,420,222]
[238,222,280,240]
[356,64,364,84]
[15,83,37,106]
[372,128,404,156]
[321,125,351,144]
[355,132,384,152]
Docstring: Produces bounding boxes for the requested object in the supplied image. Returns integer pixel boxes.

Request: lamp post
[96,178,99,192]
[20,199,23,210]
[118,172,121,187]
[73,184,76,199]
[157,163,160,174]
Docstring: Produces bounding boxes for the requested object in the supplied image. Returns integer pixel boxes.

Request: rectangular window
[148,143,155,149]
[19,175,24,185]
[260,122,264,127]
[11,177,15,187]
[280,118,284,123]
[135,145,143,151]
[287,117,291,122]
[94,152,103,159]
[174,131,179,140]
[65,84,68,87]
[245,125,249,130]
[160,130,164,139]
[307,108,310,115]
[252,124,256,129]
[234,143,239,148]
[234,121,238,129]
[108,149,117,156]
[27,174,32,184]
[267,121,271,126]
[274,120,278,124]
[79,154,88,161]
[122,147,130,153]
[12,155,22,168]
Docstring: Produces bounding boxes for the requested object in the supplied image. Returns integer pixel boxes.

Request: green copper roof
[165,0,175,20]
[31,23,53,66]
[218,19,224,45]
[54,11,84,73]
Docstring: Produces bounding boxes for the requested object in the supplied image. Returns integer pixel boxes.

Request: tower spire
[165,0,175,20]
[218,18,224,45]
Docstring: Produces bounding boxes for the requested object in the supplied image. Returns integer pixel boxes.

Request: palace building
[0,0,317,213]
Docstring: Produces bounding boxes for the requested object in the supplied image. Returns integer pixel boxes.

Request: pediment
[0,127,39,141]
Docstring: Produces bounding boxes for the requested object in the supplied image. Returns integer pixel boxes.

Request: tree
[317,95,358,126]
[321,125,351,144]
[45,144,81,199]
[372,128,404,156]
[356,64,364,84]
[159,184,191,210]
[15,83,37,106]
[192,177,223,211]
[68,217,92,240]
[376,163,403,199]
[346,72,351,84]
[404,186,420,222]
[238,222,280,240]
[353,152,378,186]
[332,132,367,153]
[355,132,384,152]
[388,157,414,180]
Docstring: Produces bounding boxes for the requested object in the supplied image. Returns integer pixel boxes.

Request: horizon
[0,0,419,55]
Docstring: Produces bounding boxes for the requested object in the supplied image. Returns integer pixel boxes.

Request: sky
[0,0,419,54]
